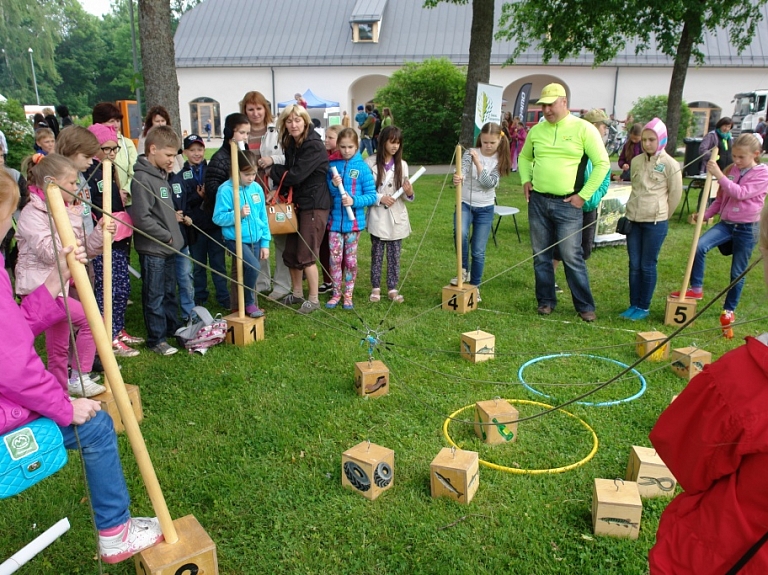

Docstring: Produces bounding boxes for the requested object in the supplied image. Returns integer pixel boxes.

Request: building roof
[175,0,768,68]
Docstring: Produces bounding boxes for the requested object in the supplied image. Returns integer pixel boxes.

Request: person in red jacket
[648,207,768,574]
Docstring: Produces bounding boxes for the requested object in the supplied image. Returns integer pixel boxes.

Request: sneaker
[619,306,638,319]
[245,305,265,318]
[475,288,481,303]
[628,308,649,321]
[318,282,333,294]
[113,339,140,358]
[67,374,107,398]
[150,341,178,356]
[670,288,703,300]
[99,517,164,564]
[720,310,735,339]
[555,283,564,294]
[297,300,320,314]
[118,329,145,344]
[281,294,305,307]
[450,269,470,286]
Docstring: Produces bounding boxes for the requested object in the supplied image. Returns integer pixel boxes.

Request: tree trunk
[138,0,181,135]
[665,19,696,154]
[460,0,495,148]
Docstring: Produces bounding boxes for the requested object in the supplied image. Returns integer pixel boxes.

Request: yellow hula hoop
[442,399,599,475]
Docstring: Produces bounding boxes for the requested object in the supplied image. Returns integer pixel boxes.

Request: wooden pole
[678,147,719,301]
[102,160,113,392]
[455,145,463,289]
[231,141,245,318]
[46,183,178,544]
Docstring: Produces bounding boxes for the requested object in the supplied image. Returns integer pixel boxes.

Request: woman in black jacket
[270,105,330,314]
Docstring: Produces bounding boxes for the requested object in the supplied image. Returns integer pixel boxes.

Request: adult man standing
[518,83,610,322]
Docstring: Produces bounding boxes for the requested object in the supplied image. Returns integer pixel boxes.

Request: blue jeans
[59,411,130,530]
[691,221,758,311]
[139,253,179,347]
[175,247,194,321]
[225,240,261,308]
[453,202,494,285]
[528,192,595,312]
[626,220,669,310]
[189,228,230,308]
[359,136,373,157]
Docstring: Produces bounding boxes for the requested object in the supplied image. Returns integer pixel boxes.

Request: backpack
[174,306,227,354]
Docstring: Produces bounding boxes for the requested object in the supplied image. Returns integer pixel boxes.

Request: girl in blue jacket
[326,128,377,309]
[213,150,271,317]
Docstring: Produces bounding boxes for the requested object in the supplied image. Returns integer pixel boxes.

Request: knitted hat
[643,118,667,156]
[88,123,118,145]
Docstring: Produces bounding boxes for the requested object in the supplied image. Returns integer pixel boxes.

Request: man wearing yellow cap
[518,83,610,322]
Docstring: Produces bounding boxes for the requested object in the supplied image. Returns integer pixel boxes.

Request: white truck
[731,89,768,135]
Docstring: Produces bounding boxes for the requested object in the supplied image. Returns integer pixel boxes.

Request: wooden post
[455,144,463,290]
[102,160,113,393]
[665,148,719,327]
[45,183,178,544]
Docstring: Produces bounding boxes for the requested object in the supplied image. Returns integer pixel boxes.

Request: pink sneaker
[113,338,140,358]
[118,329,145,344]
[99,517,164,564]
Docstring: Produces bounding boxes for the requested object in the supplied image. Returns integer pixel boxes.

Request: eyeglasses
[101,146,121,154]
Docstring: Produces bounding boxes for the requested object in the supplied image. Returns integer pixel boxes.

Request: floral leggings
[93,248,131,339]
[370,235,402,291]
[329,231,359,301]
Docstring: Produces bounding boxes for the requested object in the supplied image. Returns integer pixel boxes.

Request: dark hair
[222,113,250,143]
[716,117,733,130]
[237,150,258,174]
[143,106,172,137]
[56,105,70,117]
[55,125,100,157]
[375,126,404,189]
[32,113,46,128]
[621,123,644,160]
[92,102,123,124]
[475,123,510,176]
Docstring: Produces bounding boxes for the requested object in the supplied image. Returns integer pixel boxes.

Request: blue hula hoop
[518,353,647,407]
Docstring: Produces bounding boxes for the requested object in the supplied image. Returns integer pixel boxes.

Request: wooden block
[474,399,518,444]
[461,330,495,363]
[635,331,669,361]
[671,394,679,403]
[341,441,395,501]
[430,447,479,504]
[441,285,478,314]
[224,314,264,346]
[664,295,697,327]
[93,383,143,434]
[592,478,642,539]
[354,360,390,398]
[625,445,677,498]
[135,514,218,575]
[670,346,711,380]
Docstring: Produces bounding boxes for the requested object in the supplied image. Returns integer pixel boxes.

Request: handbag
[174,306,227,354]
[267,173,296,235]
[112,210,133,242]
[0,417,67,499]
[615,216,633,235]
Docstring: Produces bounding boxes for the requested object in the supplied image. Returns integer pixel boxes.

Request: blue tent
[278,89,339,109]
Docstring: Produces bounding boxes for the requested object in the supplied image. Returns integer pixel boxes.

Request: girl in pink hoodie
[15,154,112,396]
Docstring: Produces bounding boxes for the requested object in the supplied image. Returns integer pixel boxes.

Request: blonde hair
[145,125,181,154]
[733,133,763,155]
[55,126,100,158]
[277,104,312,149]
[240,91,274,126]
[337,127,359,148]
[34,127,55,143]
[325,125,343,138]
[23,153,76,188]
[0,170,20,223]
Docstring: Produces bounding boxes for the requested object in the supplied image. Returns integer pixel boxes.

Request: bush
[375,58,465,164]
[0,99,35,170]
[629,95,694,145]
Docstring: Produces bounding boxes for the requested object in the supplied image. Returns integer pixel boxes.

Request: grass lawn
[3,171,767,574]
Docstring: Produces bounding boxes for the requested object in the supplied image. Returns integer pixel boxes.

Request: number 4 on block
[441,285,478,314]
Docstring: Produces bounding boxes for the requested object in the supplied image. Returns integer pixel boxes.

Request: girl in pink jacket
[15,154,111,396]
[671,133,768,332]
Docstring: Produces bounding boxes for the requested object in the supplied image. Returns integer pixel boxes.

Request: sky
[79,0,113,17]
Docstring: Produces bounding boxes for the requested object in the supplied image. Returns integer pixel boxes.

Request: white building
[174,0,768,136]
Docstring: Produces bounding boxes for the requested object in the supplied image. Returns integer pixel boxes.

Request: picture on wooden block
[474,399,518,444]
[353,360,390,398]
[341,442,395,500]
[441,285,478,314]
[460,330,495,363]
[592,478,642,539]
[635,331,670,361]
[626,445,677,498]
[429,447,479,504]
[670,347,712,381]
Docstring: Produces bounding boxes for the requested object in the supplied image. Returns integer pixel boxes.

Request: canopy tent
[278,89,339,112]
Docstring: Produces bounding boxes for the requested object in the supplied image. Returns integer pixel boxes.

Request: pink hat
[643,118,667,156]
[88,123,118,145]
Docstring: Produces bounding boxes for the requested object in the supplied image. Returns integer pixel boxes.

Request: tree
[138,0,181,132]
[375,58,465,164]
[630,95,694,143]
[496,0,768,153]
[0,99,35,169]
[424,0,495,148]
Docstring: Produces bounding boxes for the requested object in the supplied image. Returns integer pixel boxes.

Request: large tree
[497,0,768,153]
[425,0,495,149]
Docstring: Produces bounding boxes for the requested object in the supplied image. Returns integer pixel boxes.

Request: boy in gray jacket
[129,126,184,355]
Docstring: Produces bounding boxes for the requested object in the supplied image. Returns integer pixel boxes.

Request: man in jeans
[518,84,610,321]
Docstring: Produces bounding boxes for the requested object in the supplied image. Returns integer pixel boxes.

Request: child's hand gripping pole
[330,166,356,221]
[385,166,426,209]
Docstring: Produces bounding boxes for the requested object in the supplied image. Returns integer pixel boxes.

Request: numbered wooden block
[625,445,677,498]
[664,295,697,327]
[670,346,712,380]
[430,447,479,504]
[461,330,495,363]
[93,383,143,434]
[224,314,264,346]
[635,331,670,361]
[354,360,389,398]
[592,478,642,539]
[341,441,395,501]
[474,399,518,444]
[135,514,218,575]
[441,285,478,314]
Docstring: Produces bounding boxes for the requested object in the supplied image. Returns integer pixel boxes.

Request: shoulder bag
[267,172,296,235]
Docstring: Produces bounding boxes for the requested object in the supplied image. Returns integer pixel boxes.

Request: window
[352,21,379,43]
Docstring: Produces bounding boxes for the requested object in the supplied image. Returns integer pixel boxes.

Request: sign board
[474,83,503,141]
[595,182,632,246]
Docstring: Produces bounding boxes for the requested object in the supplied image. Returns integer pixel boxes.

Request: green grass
[3,172,767,574]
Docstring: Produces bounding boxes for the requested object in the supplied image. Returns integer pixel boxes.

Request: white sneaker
[99,517,164,564]
[67,373,106,398]
[450,269,470,286]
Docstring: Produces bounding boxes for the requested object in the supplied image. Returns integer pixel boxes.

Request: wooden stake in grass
[455,144,463,290]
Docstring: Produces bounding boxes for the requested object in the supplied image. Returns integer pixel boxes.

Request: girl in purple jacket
[672,133,768,331]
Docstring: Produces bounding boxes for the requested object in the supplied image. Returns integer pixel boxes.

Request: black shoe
[318,282,333,294]
[92,355,104,373]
